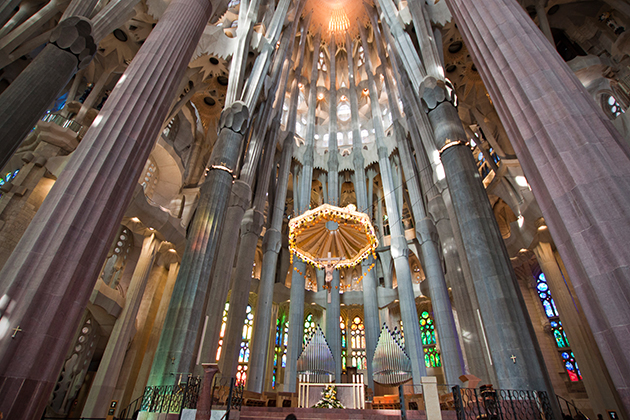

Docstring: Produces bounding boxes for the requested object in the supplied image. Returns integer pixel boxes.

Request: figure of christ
[319,252,342,304]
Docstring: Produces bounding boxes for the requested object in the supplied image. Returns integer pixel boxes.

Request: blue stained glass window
[536,273,580,381]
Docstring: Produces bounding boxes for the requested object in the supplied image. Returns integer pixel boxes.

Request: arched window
[420,311,441,368]
[236,304,254,385]
[215,302,229,361]
[100,226,133,288]
[350,316,366,369]
[340,316,347,370]
[272,311,289,389]
[536,273,582,381]
[0,169,19,199]
[602,94,625,119]
[140,157,158,199]
[304,313,316,345]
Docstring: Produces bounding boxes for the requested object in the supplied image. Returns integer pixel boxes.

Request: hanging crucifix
[318,252,342,304]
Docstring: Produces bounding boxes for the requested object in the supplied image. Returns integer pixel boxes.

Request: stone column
[131,262,179,402]
[359,24,425,384]
[0,0,214,415]
[325,33,342,382]
[249,19,310,392]
[386,40,492,383]
[82,234,163,418]
[284,258,306,391]
[284,30,320,392]
[346,32,378,390]
[370,15,466,384]
[534,0,554,45]
[0,16,96,169]
[425,96,550,392]
[445,0,630,410]
[533,241,623,417]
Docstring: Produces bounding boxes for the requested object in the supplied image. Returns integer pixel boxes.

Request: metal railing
[139,376,202,415]
[209,376,243,420]
[118,395,143,420]
[452,385,555,420]
[556,395,589,420]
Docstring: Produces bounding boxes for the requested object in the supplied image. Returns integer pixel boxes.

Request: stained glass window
[424,347,441,368]
[419,311,441,368]
[420,311,436,345]
[340,316,347,370]
[304,313,316,346]
[0,169,19,199]
[536,273,582,381]
[350,316,366,369]
[215,302,229,361]
[236,304,254,385]
[272,312,289,389]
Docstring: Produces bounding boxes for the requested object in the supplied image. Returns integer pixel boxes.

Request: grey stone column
[325,33,342,382]
[217,206,265,380]
[382,24,494,383]
[446,0,630,410]
[285,31,320,392]
[248,132,295,391]
[82,234,163,417]
[533,241,624,417]
[284,258,306,391]
[369,14,466,383]
[148,101,250,387]
[359,24,425,384]
[250,19,310,392]
[0,16,96,169]
[346,32,377,390]
[432,100,550,391]
[0,0,215,415]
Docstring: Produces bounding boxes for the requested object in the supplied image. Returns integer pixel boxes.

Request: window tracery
[536,273,582,381]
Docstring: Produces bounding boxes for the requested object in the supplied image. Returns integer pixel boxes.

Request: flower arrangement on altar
[313,385,345,409]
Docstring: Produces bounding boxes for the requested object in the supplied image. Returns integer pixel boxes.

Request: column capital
[419,76,454,112]
[240,208,265,236]
[50,17,97,69]
[218,101,250,135]
[228,180,252,211]
[416,217,439,246]
[262,228,283,254]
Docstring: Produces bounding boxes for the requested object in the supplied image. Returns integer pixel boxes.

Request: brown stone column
[445,0,630,412]
[0,0,214,416]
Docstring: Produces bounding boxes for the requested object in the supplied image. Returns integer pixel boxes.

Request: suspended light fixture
[329,7,350,33]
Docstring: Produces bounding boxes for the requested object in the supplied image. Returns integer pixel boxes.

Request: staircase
[238,406,458,420]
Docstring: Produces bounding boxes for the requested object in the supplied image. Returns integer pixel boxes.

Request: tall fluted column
[347,32,377,390]
[248,131,295,392]
[359,24,425,384]
[83,234,163,417]
[533,241,624,417]
[446,0,630,409]
[369,14,466,383]
[325,33,342,382]
[0,0,214,415]
[131,262,180,403]
[284,30,319,392]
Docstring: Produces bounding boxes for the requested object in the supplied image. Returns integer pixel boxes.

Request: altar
[297,374,366,409]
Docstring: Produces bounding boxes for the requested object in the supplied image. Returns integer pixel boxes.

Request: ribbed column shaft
[446,0,630,410]
[0,0,213,415]
[83,234,162,418]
